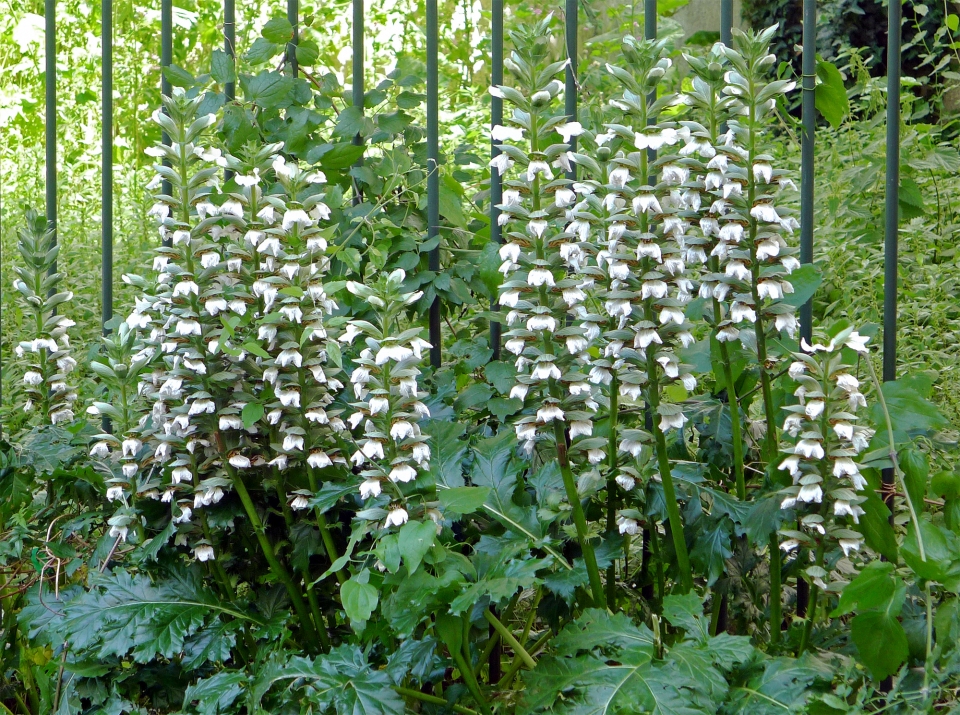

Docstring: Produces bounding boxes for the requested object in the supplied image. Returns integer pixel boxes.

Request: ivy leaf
[334,106,369,139]
[341,577,379,623]
[439,486,491,515]
[815,59,849,128]
[210,49,235,85]
[851,612,909,680]
[163,63,195,89]
[397,520,436,575]
[261,17,293,44]
[244,37,280,64]
[241,70,293,110]
[295,39,320,67]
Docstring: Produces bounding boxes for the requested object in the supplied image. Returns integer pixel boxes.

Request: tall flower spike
[715,28,800,459]
[596,34,696,592]
[12,210,79,426]
[343,269,433,529]
[777,327,875,584]
[492,20,606,606]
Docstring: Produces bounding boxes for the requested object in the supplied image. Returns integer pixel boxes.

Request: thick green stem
[797,543,824,655]
[228,469,320,649]
[645,356,693,593]
[769,532,782,648]
[483,609,536,670]
[553,421,605,606]
[711,300,747,500]
[394,687,479,715]
[307,467,347,585]
[497,629,553,689]
[606,375,620,609]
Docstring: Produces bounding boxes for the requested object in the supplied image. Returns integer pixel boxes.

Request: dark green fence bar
[427,0,440,367]
[564,0,577,177]
[161,0,172,247]
[882,0,901,510]
[720,0,732,45]
[102,0,113,333]
[799,0,815,343]
[490,0,503,360]
[287,0,298,75]
[351,0,364,204]
[45,0,57,263]
[225,0,235,101]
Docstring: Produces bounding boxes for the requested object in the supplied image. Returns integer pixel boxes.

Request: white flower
[660,412,687,431]
[537,405,565,423]
[282,434,305,452]
[229,454,252,469]
[757,280,784,301]
[833,457,861,479]
[23,371,43,387]
[805,400,825,419]
[730,302,756,324]
[569,420,592,438]
[109,525,128,542]
[189,399,216,415]
[219,415,243,430]
[376,345,414,364]
[490,153,513,174]
[360,479,382,499]
[797,484,823,503]
[491,124,524,142]
[194,544,215,562]
[384,507,409,528]
[751,204,781,223]
[834,501,864,523]
[555,121,584,144]
[362,440,385,460]
[205,297,228,315]
[796,439,825,460]
[176,319,202,336]
[839,538,862,557]
[834,421,854,441]
[290,495,310,510]
[753,162,773,183]
[90,441,111,458]
[846,331,870,353]
[659,306,685,325]
[390,464,418,483]
[277,349,303,368]
[527,315,557,332]
[526,161,553,181]
[390,421,416,441]
[106,485,125,501]
[788,361,806,379]
[618,517,640,535]
[616,475,636,491]
[527,267,555,287]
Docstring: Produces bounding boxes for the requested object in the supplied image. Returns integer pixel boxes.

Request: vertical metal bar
[161,0,172,248]
[720,0,733,45]
[564,0,577,178]
[882,0,901,512]
[799,0,816,344]
[490,0,503,360]
[225,0,235,101]
[645,0,657,184]
[45,0,57,273]
[287,0,298,76]
[427,0,441,368]
[351,0,364,205]
[102,0,113,334]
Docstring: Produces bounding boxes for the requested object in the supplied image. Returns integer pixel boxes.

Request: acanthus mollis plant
[491,18,607,607]
[114,88,346,648]
[595,35,699,593]
[710,28,800,462]
[777,326,874,653]
[341,268,433,534]
[11,210,79,426]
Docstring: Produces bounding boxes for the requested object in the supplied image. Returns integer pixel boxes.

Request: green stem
[452,648,492,715]
[497,629,553,690]
[797,543,824,655]
[924,581,933,695]
[475,594,519,679]
[606,375,620,609]
[711,299,747,500]
[769,532,782,648]
[276,473,331,651]
[307,467,348,585]
[394,687,479,715]
[553,421,605,606]
[227,468,321,649]
[483,609,536,670]
[645,355,693,593]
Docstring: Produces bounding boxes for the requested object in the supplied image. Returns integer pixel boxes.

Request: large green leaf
[851,612,908,680]
[833,561,901,617]
[241,70,293,110]
[341,577,379,623]
[781,264,822,309]
[870,375,948,443]
[726,656,834,714]
[21,568,255,664]
[397,520,437,575]
[440,486,491,515]
[426,420,467,488]
[250,646,405,714]
[814,59,849,128]
[183,671,247,715]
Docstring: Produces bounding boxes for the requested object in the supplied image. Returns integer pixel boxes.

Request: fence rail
[33,0,902,419]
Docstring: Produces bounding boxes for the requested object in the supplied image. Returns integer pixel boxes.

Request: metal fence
[39,0,902,429]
